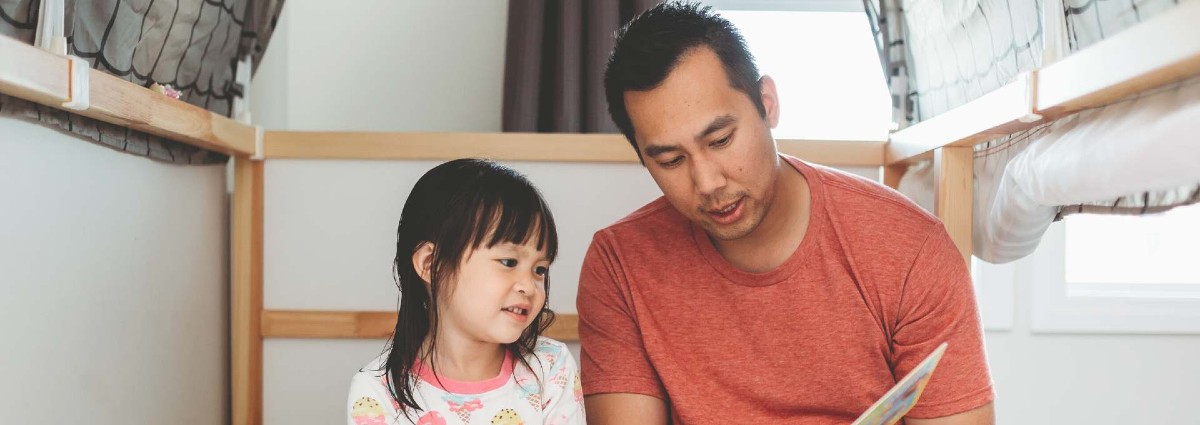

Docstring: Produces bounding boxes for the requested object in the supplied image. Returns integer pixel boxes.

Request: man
[576,2,995,424]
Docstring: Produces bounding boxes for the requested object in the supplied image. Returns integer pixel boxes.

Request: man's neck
[713,161,811,273]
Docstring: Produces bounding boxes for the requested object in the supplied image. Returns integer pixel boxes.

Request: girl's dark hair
[381,158,559,416]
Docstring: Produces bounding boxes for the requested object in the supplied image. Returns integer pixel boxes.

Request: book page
[851,342,949,425]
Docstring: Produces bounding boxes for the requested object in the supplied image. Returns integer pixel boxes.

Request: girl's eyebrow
[493,242,551,261]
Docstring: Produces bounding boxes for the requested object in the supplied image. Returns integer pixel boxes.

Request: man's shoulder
[593,196,689,240]
[809,162,940,234]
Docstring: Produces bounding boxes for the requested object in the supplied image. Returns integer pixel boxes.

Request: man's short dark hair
[604,1,765,156]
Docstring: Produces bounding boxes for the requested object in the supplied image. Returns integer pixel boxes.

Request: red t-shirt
[577,156,993,423]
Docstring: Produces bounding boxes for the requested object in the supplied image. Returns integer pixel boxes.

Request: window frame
[1031,222,1200,334]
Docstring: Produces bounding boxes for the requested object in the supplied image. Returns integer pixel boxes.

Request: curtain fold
[503,0,658,133]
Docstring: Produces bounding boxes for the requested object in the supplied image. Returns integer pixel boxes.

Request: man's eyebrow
[643,144,682,157]
[695,114,736,141]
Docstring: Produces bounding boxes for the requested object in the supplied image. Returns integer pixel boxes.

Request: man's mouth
[706,197,745,225]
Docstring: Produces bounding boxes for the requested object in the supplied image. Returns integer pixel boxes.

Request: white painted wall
[250,0,509,132]
[249,2,1200,424]
[983,235,1200,424]
[0,117,228,423]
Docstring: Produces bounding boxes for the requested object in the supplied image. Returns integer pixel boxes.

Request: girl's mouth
[502,306,530,321]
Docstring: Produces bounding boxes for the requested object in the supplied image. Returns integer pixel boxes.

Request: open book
[852,342,949,425]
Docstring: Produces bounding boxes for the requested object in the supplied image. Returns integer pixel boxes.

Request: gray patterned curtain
[0,0,285,164]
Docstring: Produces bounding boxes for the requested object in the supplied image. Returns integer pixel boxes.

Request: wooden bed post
[933,147,974,264]
[883,163,907,190]
[232,157,264,425]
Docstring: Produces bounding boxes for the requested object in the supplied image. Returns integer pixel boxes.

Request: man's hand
[585,393,669,425]
[906,402,995,425]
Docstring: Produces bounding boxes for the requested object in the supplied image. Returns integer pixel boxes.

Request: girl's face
[438,240,550,346]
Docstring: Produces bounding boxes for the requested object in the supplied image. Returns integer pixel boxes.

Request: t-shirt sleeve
[576,232,667,400]
[539,340,587,424]
[892,225,995,419]
[347,370,401,425]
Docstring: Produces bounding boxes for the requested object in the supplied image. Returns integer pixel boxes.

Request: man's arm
[578,233,671,424]
[907,402,995,425]
[585,393,669,425]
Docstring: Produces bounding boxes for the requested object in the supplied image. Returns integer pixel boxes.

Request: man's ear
[759,75,780,129]
[411,242,435,285]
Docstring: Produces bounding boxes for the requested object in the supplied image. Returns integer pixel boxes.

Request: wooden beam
[263,132,638,162]
[779,139,884,167]
[0,34,256,156]
[81,71,257,155]
[262,131,885,166]
[1036,0,1200,117]
[887,74,1037,165]
[0,35,69,106]
[232,158,264,425]
[933,147,974,264]
[882,163,907,190]
[261,310,581,342]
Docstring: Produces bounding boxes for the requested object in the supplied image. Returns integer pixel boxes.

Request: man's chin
[702,207,768,241]
[701,220,756,241]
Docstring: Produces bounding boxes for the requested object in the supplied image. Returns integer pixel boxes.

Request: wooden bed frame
[2,2,1197,423]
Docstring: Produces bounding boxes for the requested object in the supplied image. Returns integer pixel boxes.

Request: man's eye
[711,136,731,148]
[498,259,518,267]
[534,266,549,277]
[659,156,684,168]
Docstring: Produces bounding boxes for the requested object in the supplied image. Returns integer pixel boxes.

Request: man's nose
[691,155,727,196]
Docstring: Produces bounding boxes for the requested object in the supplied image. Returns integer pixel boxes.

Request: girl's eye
[498,259,518,268]
[534,266,549,277]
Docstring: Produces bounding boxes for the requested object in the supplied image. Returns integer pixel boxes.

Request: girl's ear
[412,242,435,285]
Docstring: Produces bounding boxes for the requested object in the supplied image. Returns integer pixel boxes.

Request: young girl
[347,159,585,425]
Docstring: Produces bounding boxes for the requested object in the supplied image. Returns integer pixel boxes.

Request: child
[347,159,585,425]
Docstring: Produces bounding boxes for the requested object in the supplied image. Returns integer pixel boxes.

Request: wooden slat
[263,131,885,166]
[0,34,256,156]
[262,310,581,342]
[263,132,637,162]
[887,74,1037,165]
[779,139,884,167]
[0,35,70,106]
[882,163,907,190]
[81,71,256,155]
[232,158,264,425]
[933,147,974,264]
[1036,0,1200,117]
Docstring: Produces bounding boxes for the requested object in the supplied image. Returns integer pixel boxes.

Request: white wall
[983,240,1200,424]
[0,117,228,423]
[250,0,509,132]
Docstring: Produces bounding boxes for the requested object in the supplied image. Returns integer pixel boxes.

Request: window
[1032,203,1200,334]
[717,5,893,141]
[1066,204,1200,286]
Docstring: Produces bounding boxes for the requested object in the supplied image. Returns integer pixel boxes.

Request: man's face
[625,47,781,241]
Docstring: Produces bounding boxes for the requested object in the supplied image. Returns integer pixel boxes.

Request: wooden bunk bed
[2,2,1198,423]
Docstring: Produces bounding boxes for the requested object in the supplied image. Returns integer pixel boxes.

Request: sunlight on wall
[722,11,893,141]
